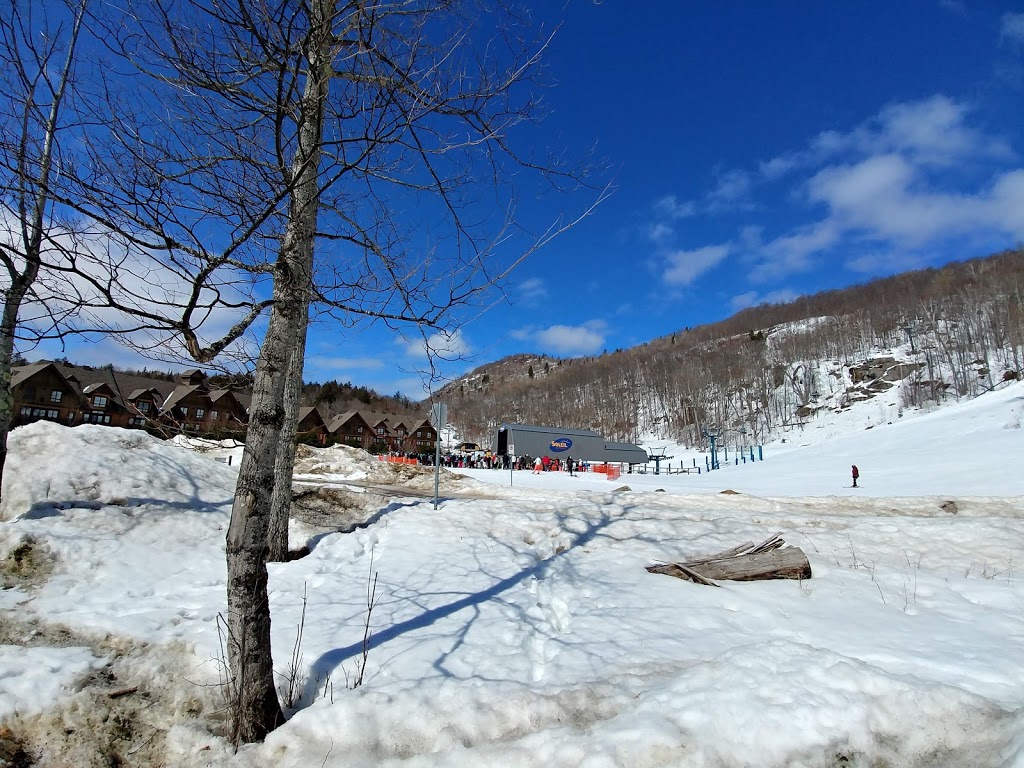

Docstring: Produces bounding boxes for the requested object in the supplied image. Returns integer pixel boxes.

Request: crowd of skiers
[406,449,591,473]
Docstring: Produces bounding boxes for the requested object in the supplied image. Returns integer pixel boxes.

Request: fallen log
[647,534,811,586]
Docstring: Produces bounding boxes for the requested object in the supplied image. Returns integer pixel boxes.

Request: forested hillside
[438,250,1024,447]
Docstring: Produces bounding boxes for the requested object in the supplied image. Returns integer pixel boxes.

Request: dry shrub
[0,535,55,590]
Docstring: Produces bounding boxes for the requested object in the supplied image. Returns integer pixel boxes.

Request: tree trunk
[225,0,328,743]
[267,313,309,563]
[0,283,29,495]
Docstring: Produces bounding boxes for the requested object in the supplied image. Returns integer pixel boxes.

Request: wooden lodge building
[9,361,438,453]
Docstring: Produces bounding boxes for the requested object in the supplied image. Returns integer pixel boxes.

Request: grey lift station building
[495,423,649,465]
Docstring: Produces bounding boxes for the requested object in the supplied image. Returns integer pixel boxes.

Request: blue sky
[32,1,1024,398]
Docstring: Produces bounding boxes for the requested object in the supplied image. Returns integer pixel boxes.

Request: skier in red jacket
[851,465,860,488]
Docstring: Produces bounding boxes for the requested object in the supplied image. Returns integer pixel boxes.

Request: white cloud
[400,330,471,360]
[1001,12,1024,45]
[759,154,801,181]
[518,277,547,302]
[729,288,799,312]
[514,320,607,356]
[646,222,675,243]
[709,169,752,204]
[807,155,1024,245]
[869,96,1012,165]
[750,221,840,282]
[662,244,730,287]
[307,356,384,371]
[844,251,931,275]
[743,96,1024,283]
[1,205,264,370]
[653,195,697,220]
[758,96,1012,183]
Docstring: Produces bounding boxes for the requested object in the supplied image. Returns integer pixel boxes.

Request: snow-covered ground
[1,380,1023,766]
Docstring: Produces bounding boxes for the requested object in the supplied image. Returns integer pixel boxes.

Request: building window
[376,426,385,435]
[196,408,206,419]
[20,406,31,416]
[137,402,150,413]
[417,430,423,437]
[50,390,62,403]
[47,409,59,419]
[93,395,108,408]
[357,425,363,433]
[180,407,188,416]
[210,410,218,420]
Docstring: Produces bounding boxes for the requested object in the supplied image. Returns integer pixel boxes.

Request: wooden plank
[687,547,810,582]
[647,537,812,586]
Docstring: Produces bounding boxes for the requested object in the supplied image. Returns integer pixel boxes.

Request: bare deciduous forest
[440,249,1024,447]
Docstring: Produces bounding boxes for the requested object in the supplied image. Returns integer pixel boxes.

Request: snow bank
[0,646,99,720]
[0,387,1021,766]
[1,421,238,520]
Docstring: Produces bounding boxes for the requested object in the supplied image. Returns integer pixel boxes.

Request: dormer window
[181,406,189,416]
[93,395,108,408]
[50,390,62,403]
[137,401,150,413]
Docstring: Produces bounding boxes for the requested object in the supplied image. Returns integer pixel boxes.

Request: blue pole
[705,456,710,472]
[758,445,763,461]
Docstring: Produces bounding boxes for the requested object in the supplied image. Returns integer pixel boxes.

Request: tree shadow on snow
[299,502,634,705]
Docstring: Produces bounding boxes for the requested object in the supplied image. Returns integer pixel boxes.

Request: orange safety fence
[590,464,622,480]
[377,455,419,466]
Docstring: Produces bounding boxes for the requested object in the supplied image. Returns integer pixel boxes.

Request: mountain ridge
[432,248,1024,448]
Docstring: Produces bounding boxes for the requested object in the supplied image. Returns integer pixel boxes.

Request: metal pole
[430,402,447,511]
[433,432,441,510]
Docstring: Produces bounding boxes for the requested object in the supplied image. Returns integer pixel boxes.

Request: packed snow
[1,381,1023,766]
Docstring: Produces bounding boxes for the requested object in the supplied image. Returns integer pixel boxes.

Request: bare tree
[0,0,88,490]
[70,0,603,743]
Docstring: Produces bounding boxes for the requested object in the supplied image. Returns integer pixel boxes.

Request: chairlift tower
[648,451,674,475]
[702,428,721,470]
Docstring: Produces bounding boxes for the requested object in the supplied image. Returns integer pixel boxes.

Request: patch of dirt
[7,634,225,768]
[291,487,378,533]
[0,535,55,590]
[719,489,741,495]
[0,614,89,648]
[0,725,33,767]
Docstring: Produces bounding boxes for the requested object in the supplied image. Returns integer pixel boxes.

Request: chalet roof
[161,384,202,412]
[10,361,57,389]
[50,362,179,407]
[327,410,370,433]
[297,406,329,428]
[208,389,244,405]
[126,387,162,401]
[12,360,253,424]
[355,410,430,428]
[501,423,602,438]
